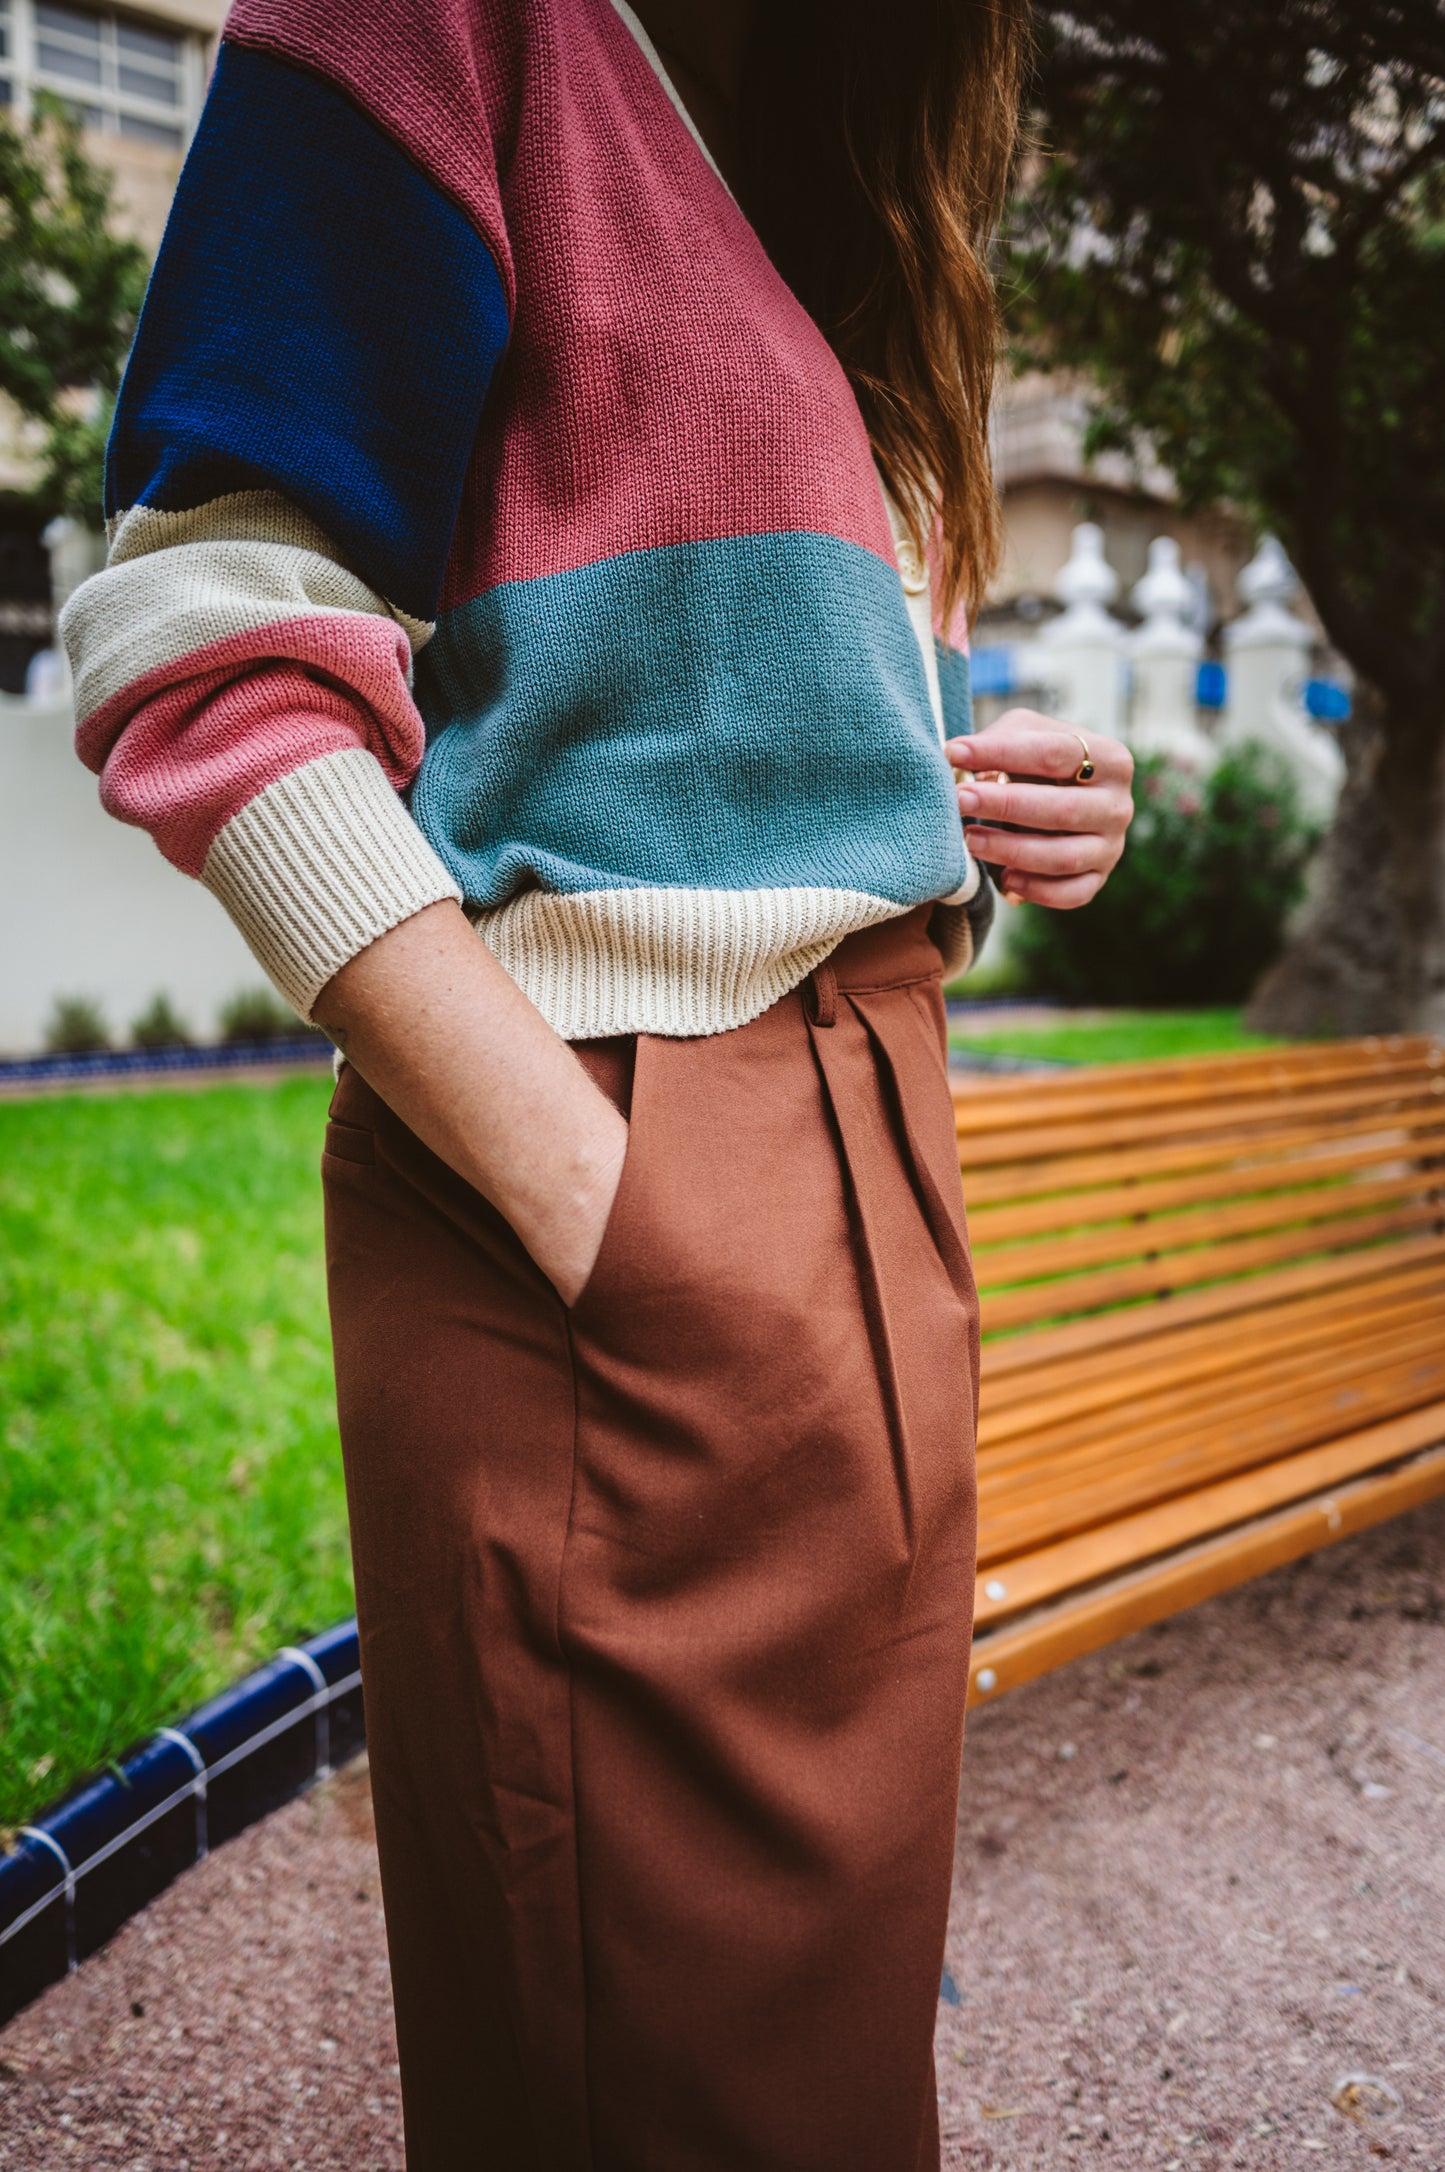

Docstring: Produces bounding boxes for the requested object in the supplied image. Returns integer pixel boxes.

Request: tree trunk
[1247,687,1445,1038]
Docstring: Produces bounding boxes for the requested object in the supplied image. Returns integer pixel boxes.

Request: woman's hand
[948,710,1135,908]
[316,901,627,1308]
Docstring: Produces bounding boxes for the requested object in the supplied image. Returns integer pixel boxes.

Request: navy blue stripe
[409,533,967,907]
[105,43,508,621]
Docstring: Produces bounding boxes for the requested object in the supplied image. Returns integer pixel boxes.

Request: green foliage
[0,93,149,523]
[43,995,111,1054]
[1008,748,1319,1007]
[38,394,116,531]
[1000,2,1445,714]
[129,994,193,1050]
[0,1078,348,1824]
[218,987,312,1044]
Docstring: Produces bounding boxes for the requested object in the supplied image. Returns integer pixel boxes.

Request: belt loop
[806,960,838,1028]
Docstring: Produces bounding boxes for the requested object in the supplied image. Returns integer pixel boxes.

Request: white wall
[1,696,267,1055]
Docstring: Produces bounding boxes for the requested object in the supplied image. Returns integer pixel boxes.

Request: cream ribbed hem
[202,747,462,1016]
[941,852,982,909]
[930,901,978,983]
[931,859,993,982]
[471,883,924,1040]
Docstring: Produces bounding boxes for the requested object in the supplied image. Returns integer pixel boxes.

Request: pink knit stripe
[223,0,899,606]
[76,613,423,877]
[447,1,894,600]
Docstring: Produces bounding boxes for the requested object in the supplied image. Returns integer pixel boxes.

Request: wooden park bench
[959,1035,1445,1706]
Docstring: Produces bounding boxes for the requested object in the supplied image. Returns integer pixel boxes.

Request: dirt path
[2,1502,1441,2171]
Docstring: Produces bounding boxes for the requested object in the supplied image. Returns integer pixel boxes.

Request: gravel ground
[2,1501,1441,2172]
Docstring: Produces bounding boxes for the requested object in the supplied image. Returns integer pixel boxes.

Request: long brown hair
[739,0,1030,628]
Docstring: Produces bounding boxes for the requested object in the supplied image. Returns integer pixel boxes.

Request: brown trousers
[322,907,980,2172]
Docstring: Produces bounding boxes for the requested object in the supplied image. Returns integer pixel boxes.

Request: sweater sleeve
[61,30,512,1016]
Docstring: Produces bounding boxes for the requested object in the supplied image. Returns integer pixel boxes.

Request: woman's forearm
[313,901,628,1306]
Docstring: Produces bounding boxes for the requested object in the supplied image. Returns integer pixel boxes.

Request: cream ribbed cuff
[202,747,462,1016]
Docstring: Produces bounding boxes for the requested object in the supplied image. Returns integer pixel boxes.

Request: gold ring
[1072,732,1096,784]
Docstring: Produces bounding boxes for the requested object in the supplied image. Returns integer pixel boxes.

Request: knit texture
[64,0,986,1030]
[474,885,908,1041]
[204,748,461,1015]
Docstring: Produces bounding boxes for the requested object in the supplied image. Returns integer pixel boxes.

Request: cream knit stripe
[941,853,983,909]
[472,883,925,1040]
[202,746,461,1016]
[930,898,978,984]
[65,540,431,729]
[106,490,433,649]
[114,489,332,562]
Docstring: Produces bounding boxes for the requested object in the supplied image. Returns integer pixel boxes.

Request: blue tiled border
[0,1039,331,1089]
[0,1620,363,2025]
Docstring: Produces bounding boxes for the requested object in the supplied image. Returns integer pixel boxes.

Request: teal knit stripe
[411,531,966,910]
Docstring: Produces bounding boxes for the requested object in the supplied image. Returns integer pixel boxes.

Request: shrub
[1009,743,1319,1007]
[217,987,308,1044]
[129,994,193,1050]
[43,996,110,1054]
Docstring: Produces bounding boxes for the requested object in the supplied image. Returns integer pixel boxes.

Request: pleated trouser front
[321,905,980,2172]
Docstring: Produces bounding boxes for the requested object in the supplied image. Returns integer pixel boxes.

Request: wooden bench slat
[956,1076,1445,1169]
[965,1124,1445,1246]
[952,1036,1442,1123]
[973,1403,1445,1628]
[972,1170,1442,1289]
[978,1344,1445,1559]
[952,1042,1443,1123]
[981,1349,1445,1547]
[967,1442,1445,1706]
[954,1063,1445,1140]
[957,1104,1445,1208]
[946,1036,1445,1701]
[963,1031,1440,1080]
[980,1293,1445,1465]
[980,1269,1445,1437]
[985,1319,1445,1497]
[979,1234,1445,1380]
[979,1202,1445,1333]
[979,1317,1445,1515]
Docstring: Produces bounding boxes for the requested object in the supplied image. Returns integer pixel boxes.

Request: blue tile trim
[0,1620,364,2025]
[0,1040,331,1090]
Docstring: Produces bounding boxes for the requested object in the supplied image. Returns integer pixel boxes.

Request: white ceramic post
[1036,523,1127,741]
[1127,537,1217,775]
[1221,536,1343,822]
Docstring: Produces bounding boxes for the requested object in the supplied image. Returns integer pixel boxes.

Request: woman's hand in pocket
[537,1107,629,1308]
[948,711,1135,909]
[315,899,628,1307]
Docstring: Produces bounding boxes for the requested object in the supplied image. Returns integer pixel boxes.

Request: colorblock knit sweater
[62,0,992,1039]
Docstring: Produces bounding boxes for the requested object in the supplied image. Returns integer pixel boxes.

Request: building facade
[0,0,222,688]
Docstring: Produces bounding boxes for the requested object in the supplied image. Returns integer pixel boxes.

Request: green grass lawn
[948,1007,1281,1067]
[0,1076,348,1828]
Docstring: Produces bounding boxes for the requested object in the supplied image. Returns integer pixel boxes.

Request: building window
[0,0,206,152]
